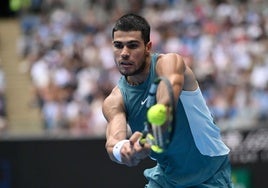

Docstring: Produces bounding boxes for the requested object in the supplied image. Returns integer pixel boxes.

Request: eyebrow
[113,40,140,44]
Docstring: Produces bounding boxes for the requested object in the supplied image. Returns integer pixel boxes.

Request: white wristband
[113,140,129,163]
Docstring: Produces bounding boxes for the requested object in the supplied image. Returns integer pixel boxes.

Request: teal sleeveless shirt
[118,53,158,132]
[118,53,230,187]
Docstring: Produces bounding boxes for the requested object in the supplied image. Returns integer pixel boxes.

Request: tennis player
[102,13,233,187]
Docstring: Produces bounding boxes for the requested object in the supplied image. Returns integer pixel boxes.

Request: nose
[121,46,130,59]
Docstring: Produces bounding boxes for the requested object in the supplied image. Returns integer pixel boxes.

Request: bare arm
[103,86,128,161]
[155,53,198,105]
[102,86,150,166]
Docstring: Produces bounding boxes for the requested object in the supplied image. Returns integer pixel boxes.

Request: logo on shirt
[141,97,148,105]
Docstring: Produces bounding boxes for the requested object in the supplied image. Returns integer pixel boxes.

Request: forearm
[105,123,129,163]
[106,139,129,163]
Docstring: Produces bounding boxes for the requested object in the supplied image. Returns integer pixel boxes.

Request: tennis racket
[139,76,176,153]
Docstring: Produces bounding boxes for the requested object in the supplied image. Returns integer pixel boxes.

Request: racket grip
[139,133,155,147]
[139,136,146,146]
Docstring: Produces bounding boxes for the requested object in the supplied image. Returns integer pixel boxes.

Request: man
[102,13,233,188]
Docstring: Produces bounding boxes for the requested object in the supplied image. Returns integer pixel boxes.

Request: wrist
[112,140,129,164]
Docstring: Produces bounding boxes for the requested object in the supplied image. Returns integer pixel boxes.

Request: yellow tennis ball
[147,104,167,126]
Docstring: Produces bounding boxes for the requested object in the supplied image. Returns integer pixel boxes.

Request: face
[112,31,151,76]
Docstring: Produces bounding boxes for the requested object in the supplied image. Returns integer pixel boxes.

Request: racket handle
[139,132,155,147]
[139,131,164,153]
[139,136,146,146]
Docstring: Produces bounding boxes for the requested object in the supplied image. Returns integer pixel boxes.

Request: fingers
[129,131,151,153]
[129,131,142,145]
[120,141,141,167]
[119,132,150,166]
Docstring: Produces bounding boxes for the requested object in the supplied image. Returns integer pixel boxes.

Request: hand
[121,132,151,167]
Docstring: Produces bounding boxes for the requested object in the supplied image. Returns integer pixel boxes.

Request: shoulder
[157,53,184,63]
[102,86,125,117]
[155,53,186,75]
[103,86,123,106]
[156,53,198,91]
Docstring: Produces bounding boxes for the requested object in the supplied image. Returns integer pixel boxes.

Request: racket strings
[152,125,163,148]
[140,76,176,153]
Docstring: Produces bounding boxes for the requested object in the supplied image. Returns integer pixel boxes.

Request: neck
[126,75,147,86]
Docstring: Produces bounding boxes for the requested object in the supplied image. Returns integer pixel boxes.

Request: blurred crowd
[0,64,7,132]
[13,0,268,136]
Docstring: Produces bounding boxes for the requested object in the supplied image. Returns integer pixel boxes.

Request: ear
[145,41,152,54]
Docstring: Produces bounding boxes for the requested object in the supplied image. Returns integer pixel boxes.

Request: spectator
[0,64,7,131]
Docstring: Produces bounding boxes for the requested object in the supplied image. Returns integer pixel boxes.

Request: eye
[113,42,124,49]
[126,42,139,49]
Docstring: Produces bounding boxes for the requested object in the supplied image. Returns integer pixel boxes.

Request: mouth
[119,61,133,68]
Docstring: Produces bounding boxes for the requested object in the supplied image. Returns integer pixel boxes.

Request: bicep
[157,53,185,84]
[156,53,185,103]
